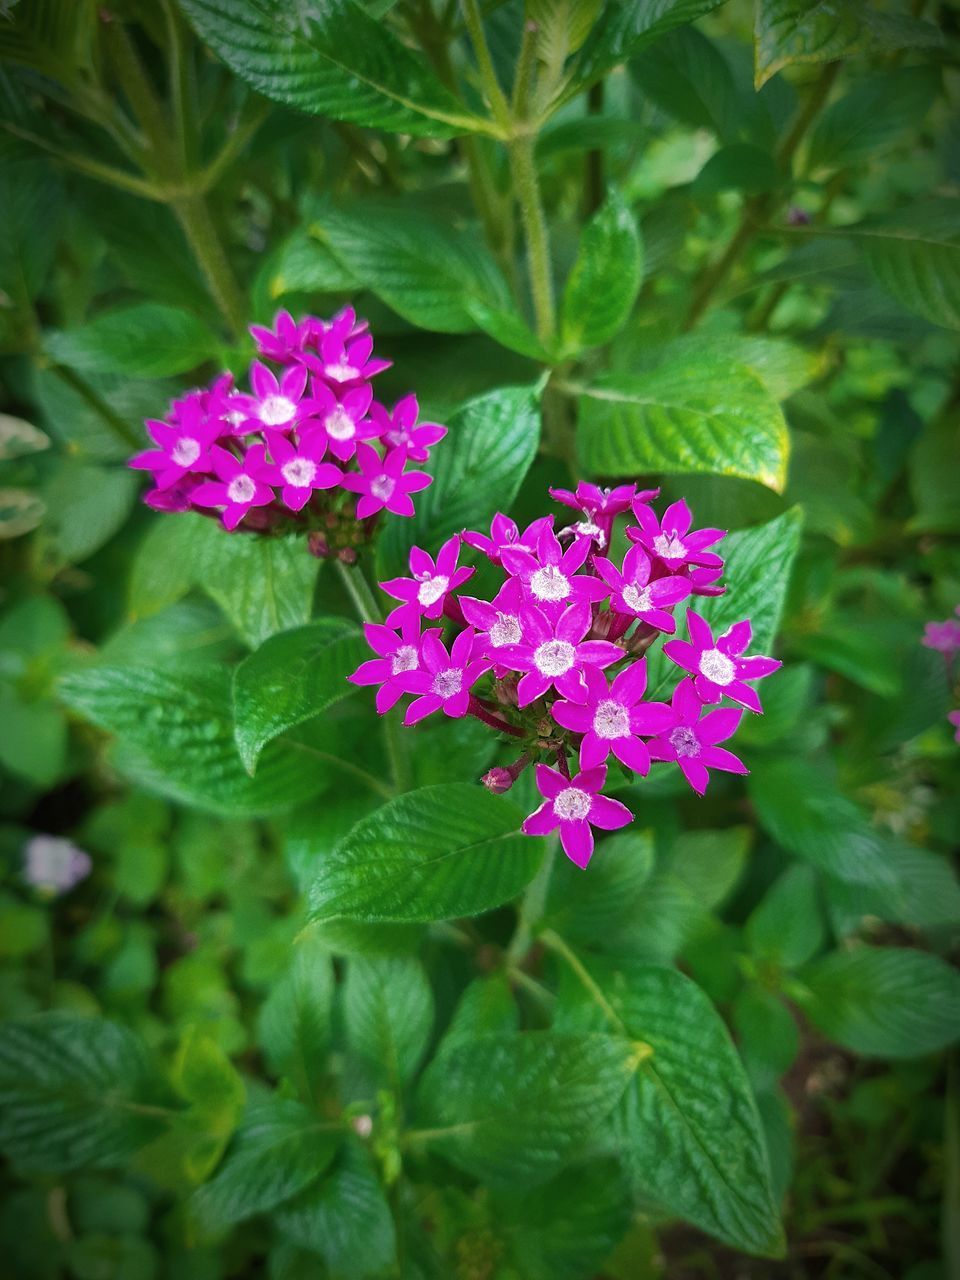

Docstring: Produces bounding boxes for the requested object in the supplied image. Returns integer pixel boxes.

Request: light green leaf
[179,0,487,137]
[556,958,784,1256]
[796,946,960,1059]
[561,189,643,354]
[745,864,824,970]
[0,489,45,540]
[0,689,66,788]
[545,828,656,945]
[646,334,820,402]
[312,203,511,334]
[343,954,433,1092]
[807,67,939,171]
[257,929,334,1094]
[233,619,365,772]
[309,785,544,923]
[59,665,326,816]
[188,517,321,649]
[0,413,49,461]
[577,358,790,491]
[464,297,552,360]
[193,1095,339,1233]
[266,227,358,301]
[44,304,219,378]
[444,974,519,1046]
[0,1014,161,1174]
[823,838,960,936]
[377,384,540,579]
[529,0,602,76]
[276,1142,396,1279]
[36,460,138,565]
[416,1031,638,1186]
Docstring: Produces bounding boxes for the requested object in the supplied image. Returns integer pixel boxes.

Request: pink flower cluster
[350,484,782,868]
[922,605,960,743]
[129,309,444,543]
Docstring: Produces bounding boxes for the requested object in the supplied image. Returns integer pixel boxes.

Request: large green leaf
[309,784,544,923]
[44,305,219,378]
[36,460,138,566]
[377,385,541,579]
[796,946,960,1059]
[59,665,325,815]
[416,1031,638,1186]
[560,189,642,354]
[179,0,487,137]
[556,958,784,1256]
[313,203,511,334]
[233,619,365,772]
[257,929,334,1097]
[276,1142,396,1279]
[630,26,743,142]
[859,221,960,332]
[193,1095,339,1233]
[807,67,939,171]
[745,864,825,970]
[343,955,433,1093]
[577,358,789,491]
[0,1015,162,1174]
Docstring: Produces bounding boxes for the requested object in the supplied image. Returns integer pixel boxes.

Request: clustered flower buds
[922,605,960,742]
[129,310,444,553]
[351,484,782,868]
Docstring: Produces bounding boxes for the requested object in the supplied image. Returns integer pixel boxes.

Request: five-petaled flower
[594,544,692,633]
[256,434,342,512]
[495,602,621,706]
[522,764,632,868]
[394,629,491,725]
[627,497,725,572]
[663,610,781,713]
[646,679,748,795]
[342,444,431,519]
[191,445,274,530]
[551,664,672,773]
[381,535,474,625]
[348,613,423,714]
[501,524,607,616]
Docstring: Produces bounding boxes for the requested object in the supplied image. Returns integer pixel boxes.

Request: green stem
[334,558,382,625]
[540,928,627,1035]
[509,130,556,342]
[47,363,141,449]
[170,194,247,339]
[511,19,539,118]
[460,0,512,128]
[506,838,556,965]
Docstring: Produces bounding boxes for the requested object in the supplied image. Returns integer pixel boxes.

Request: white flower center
[171,436,200,467]
[653,533,687,560]
[669,726,701,758]
[259,394,297,427]
[533,639,575,677]
[622,584,653,613]
[325,361,359,383]
[281,458,316,488]
[699,648,736,685]
[226,408,246,428]
[432,667,462,699]
[325,405,356,441]
[573,521,605,546]
[370,474,395,502]
[391,645,418,675]
[416,574,449,608]
[553,787,592,821]
[489,613,521,647]
[227,475,256,504]
[593,699,630,740]
[530,565,570,602]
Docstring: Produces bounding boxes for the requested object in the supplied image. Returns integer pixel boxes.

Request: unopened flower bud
[308,531,330,559]
[336,546,358,565]
[482,767,514,794]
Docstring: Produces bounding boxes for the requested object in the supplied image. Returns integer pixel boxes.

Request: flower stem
[506,837,557,965]
[460,0,512,129]
[170,194,247,340]
[468,695,525,738]
[508,130,556,343]
[334,558,382,625]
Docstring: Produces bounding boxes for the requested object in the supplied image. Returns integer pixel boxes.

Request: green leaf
[807,67,939,171]
[179,0,487,137]
[746,864,824,970]
[233,619,365,772]
[529,0,602,73]
[44,305,219,378]
[0,413,49,461]
[377,385,540,579]
[59,665,326,816]
[0,489,45,540]
[36,461,138,566]
[276,1142,396,1279]
[694,143,781,196]
[0,1014,162,1174]
[733,989,800,1088]
[556,958,784,1256]
[193,1095,339,1233]
[858,219,960,332]
[265,227,359,301]
[312,202,510,334]
[343,954,433,1092]
[753,0,941,90]
[416,1031,637,1186]
[568,0,728,102]
[464,297,552,360]
[796,946,960,1059]
[577,358,790,491]
[646,334,821,402]
[545,829,656,946]
[444,974,520,1046]
[188,517,321,648]
[823,838,960,936]
[560,189,643,354]
[0,688,66,788]
[630,26,743,142]
[257,929,334,1094]
[310,784,544,923]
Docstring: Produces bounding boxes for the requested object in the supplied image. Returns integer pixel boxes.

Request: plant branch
[508,130,556,342]
[460,0,512,129]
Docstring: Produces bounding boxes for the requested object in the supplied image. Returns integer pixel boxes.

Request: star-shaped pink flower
[341,444,431,519]
[191,445,275,530]
[663,610,781,712]
[255,434,342,512]
[646,678,747,795]
[129,398,220,490]
[381,535,474,625]
[394,628,491,725]
[594,545,692,633]
[462,514,554,566]
[348,613,422,714]
[304,381,379,462]
[494,602,622,707]
[551,663,673,773]
[501,524,607,616]
[521,764,632,868]
[627,497,725,572]
[371,394,447,463]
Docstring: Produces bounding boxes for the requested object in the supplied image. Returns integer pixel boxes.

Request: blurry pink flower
[129,399,220,490]
[306,382,379,461]
[922,618,960,654]
[24,835,91,896]
[256,435,342,512]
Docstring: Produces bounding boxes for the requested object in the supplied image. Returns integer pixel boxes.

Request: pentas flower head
[459,578,526,665]
[922,616,960,654]
[949,710,960,743]
[348,612,422,714]
[594,544,692,634]
[394,628,491,725]
[371,394,447,462]
[551,664,672,773]
[647,678,747,795]
[129,310,444,548]
[381,535,474,625]
[550,481,643,520]
[522,764,632,868]
[627,497,725,572]
[501,524,608,616]
[494,602,621,706]
[663,610,781,713]
[342,444,431,519]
